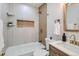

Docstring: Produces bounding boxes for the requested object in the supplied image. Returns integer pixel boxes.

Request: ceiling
[25,3,43,8]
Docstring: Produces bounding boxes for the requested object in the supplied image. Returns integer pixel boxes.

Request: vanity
[49,41,79,56]
[49,44,68,56]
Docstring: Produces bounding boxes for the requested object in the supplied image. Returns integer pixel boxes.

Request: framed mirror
[64,3,79,32]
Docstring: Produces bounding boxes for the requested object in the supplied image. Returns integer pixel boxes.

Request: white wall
[47,3,63,39]
[7,3,39,47]
[0,3,9,50]
[47,3,79,41]
[59,4,79,40]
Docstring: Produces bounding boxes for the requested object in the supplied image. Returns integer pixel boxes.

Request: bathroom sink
[50,41,79,55]
[56,42,79,55]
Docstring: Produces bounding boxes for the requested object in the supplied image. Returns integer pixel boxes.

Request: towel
[54,22,60,35]
[0,19,4,52]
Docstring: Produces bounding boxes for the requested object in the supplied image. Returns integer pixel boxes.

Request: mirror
[64,3,79,32]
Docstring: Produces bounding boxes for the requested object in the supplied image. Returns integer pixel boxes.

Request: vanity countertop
[49,41,79,56]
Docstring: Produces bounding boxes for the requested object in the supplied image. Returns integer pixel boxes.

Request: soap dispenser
[62,33,66,42]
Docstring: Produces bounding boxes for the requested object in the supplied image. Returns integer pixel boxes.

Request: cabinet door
[49,45,69,56]
[49,45,57,56]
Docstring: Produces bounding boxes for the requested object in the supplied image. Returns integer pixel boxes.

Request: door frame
[39,3,47,45]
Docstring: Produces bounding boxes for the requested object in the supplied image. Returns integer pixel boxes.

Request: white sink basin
[58,42,79,54]
[50,41,79,56]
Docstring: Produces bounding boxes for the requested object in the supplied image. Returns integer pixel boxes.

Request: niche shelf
[17,20,34,28]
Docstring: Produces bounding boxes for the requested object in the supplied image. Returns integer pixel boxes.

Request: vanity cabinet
[49,45,69,56]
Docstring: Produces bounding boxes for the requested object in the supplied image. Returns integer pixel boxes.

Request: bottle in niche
[62,33,66,42]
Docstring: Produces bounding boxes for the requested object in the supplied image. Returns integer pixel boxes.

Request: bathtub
[5,42,48,56]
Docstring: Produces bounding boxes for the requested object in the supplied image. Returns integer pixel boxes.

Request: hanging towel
[54,22,60,35]
[0,19,4,52]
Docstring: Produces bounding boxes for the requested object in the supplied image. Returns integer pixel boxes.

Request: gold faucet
[70,34,76,44]
[70,34,76,41]
[69,34,79,46]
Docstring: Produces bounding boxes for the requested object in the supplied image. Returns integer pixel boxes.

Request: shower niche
[17,20,34,28]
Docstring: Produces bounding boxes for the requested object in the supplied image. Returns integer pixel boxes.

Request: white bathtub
[5,42,48,56]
